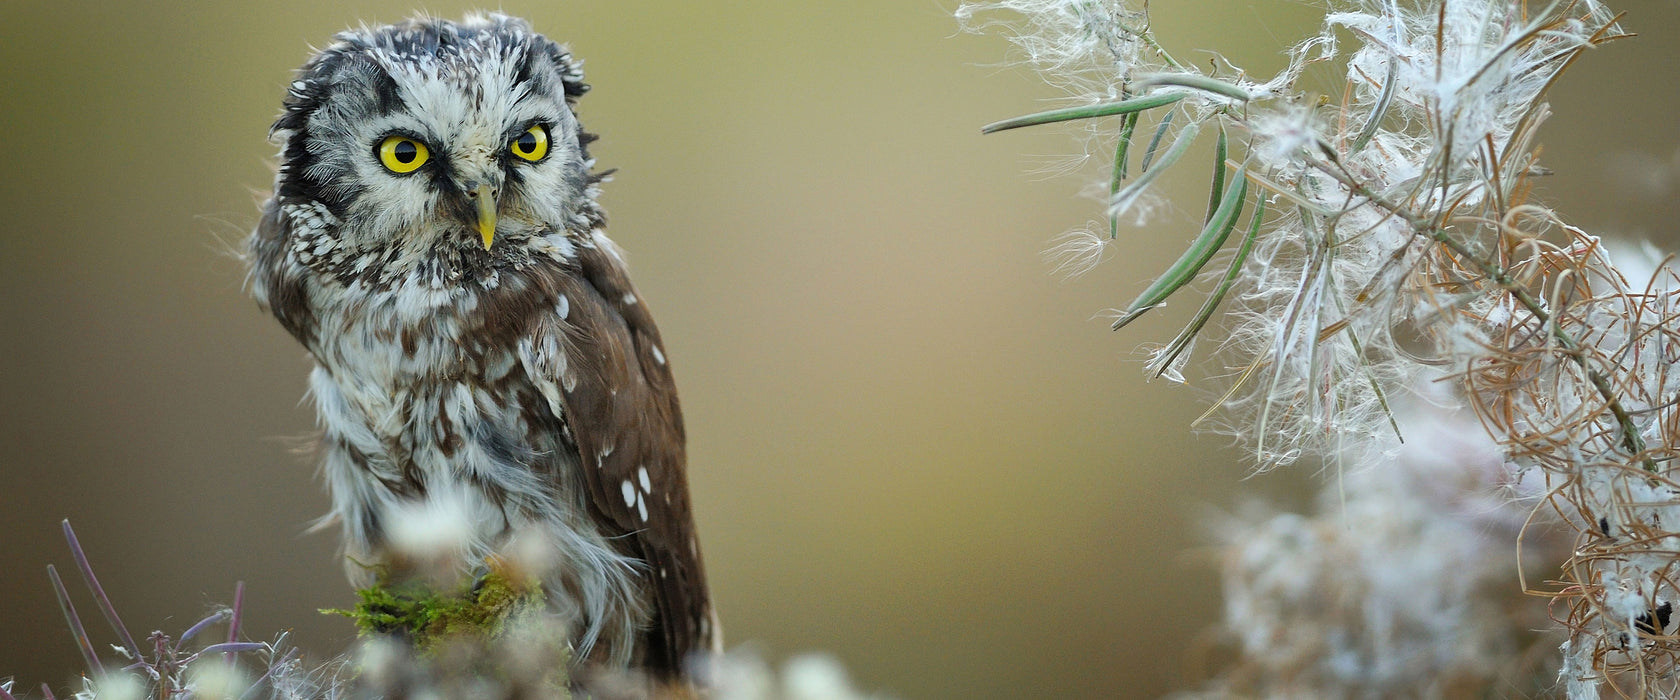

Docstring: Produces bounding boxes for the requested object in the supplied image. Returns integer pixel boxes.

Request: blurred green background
[2,2,1675,698]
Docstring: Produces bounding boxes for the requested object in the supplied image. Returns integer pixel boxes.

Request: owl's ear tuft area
[268,53,351,211]
[537,42,589,103]
[270,30,386,138]
[271,78,324,140]
[270,42,358,140]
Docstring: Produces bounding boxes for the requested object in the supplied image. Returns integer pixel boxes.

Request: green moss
[324,560,546,651]
[322,560,571,697]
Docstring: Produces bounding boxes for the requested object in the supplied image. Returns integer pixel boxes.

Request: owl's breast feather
[305,281,574,530]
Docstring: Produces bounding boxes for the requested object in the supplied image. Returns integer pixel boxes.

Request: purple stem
[40,684,57,700]
[226,581,246,665]
[0,680,16,700]
[61,521,142,661]
[178,609,232,649]
[46,565,102,677]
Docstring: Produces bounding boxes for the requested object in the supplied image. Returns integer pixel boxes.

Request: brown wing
[523,235,714,679]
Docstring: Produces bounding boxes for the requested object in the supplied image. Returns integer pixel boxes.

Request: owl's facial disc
[273,15,597,262]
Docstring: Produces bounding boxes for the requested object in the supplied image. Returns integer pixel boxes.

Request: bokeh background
[3,1,1676,698]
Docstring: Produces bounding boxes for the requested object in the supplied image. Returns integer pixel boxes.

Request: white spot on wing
[622,293,637,306]
[557,294,570,319]
[637,466,651,492]
[621,480,636,507]
[651,345,666,365]
[636,495,648,522]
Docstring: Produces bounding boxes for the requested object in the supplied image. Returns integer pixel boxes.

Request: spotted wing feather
[520,237,713,677]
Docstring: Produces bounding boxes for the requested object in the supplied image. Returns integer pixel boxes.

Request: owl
[246,13,717,683]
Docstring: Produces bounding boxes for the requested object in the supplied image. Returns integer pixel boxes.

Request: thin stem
[1317,161,1656,472]
[62,521,143,661]
[1118,5,1185,72]
[227,581,246,665]
[47,565,102,677]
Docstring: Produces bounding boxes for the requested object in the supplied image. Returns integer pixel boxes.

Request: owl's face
[272,14,595,264]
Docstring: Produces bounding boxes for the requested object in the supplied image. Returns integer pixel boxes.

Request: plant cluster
[9,521,317,700]
[964,0,1680,695]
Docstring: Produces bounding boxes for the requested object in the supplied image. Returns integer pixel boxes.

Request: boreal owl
[246,13,717,683]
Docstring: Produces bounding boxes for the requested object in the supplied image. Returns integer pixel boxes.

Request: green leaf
[1205,124,1228,225]
[1112,162,1249,331]
[980,92,1187,134]
[1134,72,1250,101]
[1140,109,1177,172]
[1111,119,1199,218]
[1148,188,1266,380]
[1109,111,1140,238]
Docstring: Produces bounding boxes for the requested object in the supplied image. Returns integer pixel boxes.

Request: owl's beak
[473,183,498,250]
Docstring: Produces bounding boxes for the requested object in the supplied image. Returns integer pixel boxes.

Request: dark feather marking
[435,393,460,459]
[474,420,537,469]
[251,203,317,345]
[513,46,541,94]
[396,446,426,497]
[272,50,363,216]
[585,167,616,186]
[516,387,561,465]
[368,68,406,117]
[360,508,383,548]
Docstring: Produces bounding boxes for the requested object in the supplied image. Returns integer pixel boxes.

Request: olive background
[2,2,1676,698]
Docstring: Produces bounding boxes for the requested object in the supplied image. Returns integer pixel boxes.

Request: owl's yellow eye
[377,135,430,174]
[509,125,549,162]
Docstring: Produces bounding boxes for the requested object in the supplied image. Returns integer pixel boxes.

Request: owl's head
[271,14,599,258]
